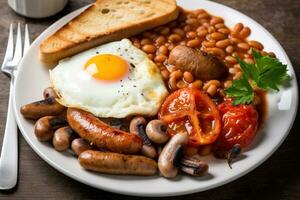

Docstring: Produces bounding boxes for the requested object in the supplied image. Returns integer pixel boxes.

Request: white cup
[8,0,69,18]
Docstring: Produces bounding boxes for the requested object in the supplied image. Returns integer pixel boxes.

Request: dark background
[0,0,299,199]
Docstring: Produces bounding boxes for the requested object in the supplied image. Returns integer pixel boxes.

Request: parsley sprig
[225,50,291,105]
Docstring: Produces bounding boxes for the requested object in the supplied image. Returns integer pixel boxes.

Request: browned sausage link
[67,108,142,154]
[20,97,66,120]
[34,116,68,141]
[79,150,157,176]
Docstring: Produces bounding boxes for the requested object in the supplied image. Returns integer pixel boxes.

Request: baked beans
[183,71,194,83]
[130,9,268,92]
[210,17,223,25]
[160,70,170,80]
[172,28,185,36]
[202,40,216,48]
[218,28,230,35]
[168,34,182,43]
[186,31,197,39]
[197,29,208,37]
[142,44,156,54]
[176,80,188,89]
[154,54,167,63]
[225,45,234,54]
[237,42,250,51]
[189,80,202,89]
[197,12,209,19]
[205,47,226,58]
[127,8,270,159]
[210,32,226,40]
[216,39,231,48]
[232,23,243,36]
[248,40,264,50]
[240,27,251,38]
[158,45,169,55]
[225,56,237,64]
[155,36,166,46]
[215,23,225,29]
[141,38,151,45]
[187,39,201,48]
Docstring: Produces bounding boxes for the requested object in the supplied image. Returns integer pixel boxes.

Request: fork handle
[0,80,18,190]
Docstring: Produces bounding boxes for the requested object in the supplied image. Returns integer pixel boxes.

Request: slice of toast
[40,0,179,63]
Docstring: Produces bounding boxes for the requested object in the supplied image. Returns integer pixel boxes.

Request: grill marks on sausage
[67,108,142,154]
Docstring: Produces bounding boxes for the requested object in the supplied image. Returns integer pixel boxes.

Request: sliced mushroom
[158,132,188,178]
[129,116,157,159]
[168,45,227,81]
[180,156,208,176]
[146,120,170,144]
[34,116,68,141]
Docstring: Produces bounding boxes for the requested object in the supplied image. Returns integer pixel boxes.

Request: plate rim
[13,0,299,197]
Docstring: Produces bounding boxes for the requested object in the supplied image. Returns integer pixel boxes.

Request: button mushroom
[168,45,227,81]
[129,116,157,159]
[43,87,58,99]
[34,116,68,141]
[146,120,170,144]
[52,126,77,151]
[71,138,92,156]
[158,132,188,178]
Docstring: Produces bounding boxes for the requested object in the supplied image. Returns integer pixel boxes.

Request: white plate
[13,0,298,197]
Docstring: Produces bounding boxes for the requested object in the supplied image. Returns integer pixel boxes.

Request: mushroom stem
[226,144,242,169]
[137,124,151,146]
[129,116,157,159]
[172,145,184,167]
[158,132,188,178]
[180,156,208,176]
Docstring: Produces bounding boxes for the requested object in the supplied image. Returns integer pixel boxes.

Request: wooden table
[0,0,299,199]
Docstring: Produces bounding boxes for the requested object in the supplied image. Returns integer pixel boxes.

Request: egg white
[50,39,168,118]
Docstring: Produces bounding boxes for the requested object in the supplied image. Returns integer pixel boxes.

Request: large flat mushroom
[168,45,228,81]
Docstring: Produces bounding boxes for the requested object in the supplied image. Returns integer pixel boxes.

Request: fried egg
[50,39,168,118]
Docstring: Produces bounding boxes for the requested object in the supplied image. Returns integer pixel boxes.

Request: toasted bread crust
[40,0,178,63]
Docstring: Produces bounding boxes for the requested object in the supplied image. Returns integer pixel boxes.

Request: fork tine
[1,24,14,69]
[23,24,30,54]
[10,23,22,65]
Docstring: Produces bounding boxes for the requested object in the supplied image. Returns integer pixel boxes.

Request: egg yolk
[84,54,129,81]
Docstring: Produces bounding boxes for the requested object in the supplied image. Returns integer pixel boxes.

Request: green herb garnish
[225,50,291,105]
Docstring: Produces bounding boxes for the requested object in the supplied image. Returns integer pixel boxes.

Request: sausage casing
[79,150,157,176]
[20,97,66,120]
[67,108,142,154]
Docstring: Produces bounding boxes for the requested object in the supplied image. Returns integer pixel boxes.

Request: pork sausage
[67,108,142,154]
[79,150,157,176]
[20,97,66,120]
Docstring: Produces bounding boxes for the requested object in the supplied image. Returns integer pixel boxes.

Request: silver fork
[0,23,30,190]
